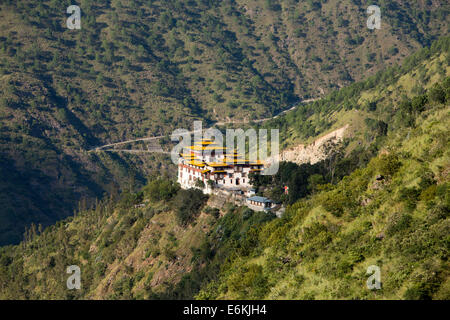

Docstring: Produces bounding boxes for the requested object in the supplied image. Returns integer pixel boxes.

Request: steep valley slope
[0,41,448,299]
[1,0,449,245]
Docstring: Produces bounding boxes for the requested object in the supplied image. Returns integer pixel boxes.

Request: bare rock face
[277,125,349,165]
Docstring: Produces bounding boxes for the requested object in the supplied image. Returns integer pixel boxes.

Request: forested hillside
[263,37,450,147]
[0,40,448,299]
[0,0,449,245]
[199,85,449,300]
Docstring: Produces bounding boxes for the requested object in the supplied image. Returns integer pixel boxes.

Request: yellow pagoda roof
[206,162,230,167]
[186,145,227,151]
[212,170,227,173]
[204,146,227,150]
[187,160,206,167]
[186,145,206,151]
[201,169,211,174]
[196,139,214,142]
[223,158,250,163]
[194,140,216,146]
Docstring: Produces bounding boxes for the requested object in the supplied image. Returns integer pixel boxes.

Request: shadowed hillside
[0,0,449,243]
[0,40,448,299]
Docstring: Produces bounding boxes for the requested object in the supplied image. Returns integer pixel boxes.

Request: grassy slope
[198,103,449,299]
[193,47,450,299]
[192,42,450,300]
[264,37,450,151]
[0,42,448,300]
[0,190,209,299]
[0,185,274,299]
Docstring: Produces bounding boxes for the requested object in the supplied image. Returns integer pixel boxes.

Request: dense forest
[0,0,449,245]
[0,39,448,299]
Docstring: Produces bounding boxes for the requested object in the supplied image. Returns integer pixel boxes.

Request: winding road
[89,97,319,153]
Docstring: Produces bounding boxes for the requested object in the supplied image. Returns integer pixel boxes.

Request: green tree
[428,84,446,103]
[143,178,179,201]
[173,189,208,225]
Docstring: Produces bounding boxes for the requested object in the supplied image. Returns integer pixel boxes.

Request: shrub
[428,84,446,103]
[399,187,421,210]
[194,179,205,189]
[411,94,428,113]
[388,46,399,56]
[205,207,220,218]
[403,276,441,300]
[386,212,413,236]
[228,264,269,299]
[173,189,208,225]
[118,192,144,209]
[379,154,401,177]
[143,179,179,202]
[322,190,347,217]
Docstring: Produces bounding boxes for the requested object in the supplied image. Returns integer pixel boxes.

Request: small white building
[246,196,276,212]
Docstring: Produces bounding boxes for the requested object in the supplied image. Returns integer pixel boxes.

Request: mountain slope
[0,41,448,299]
[0,0,449,245]
[199,100,449,299]
[263,36,450,149]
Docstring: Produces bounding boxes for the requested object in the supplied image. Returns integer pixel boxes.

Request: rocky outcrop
[278,125,349,165]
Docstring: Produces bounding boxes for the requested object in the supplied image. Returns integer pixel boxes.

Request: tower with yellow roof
[177,139,264,194]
